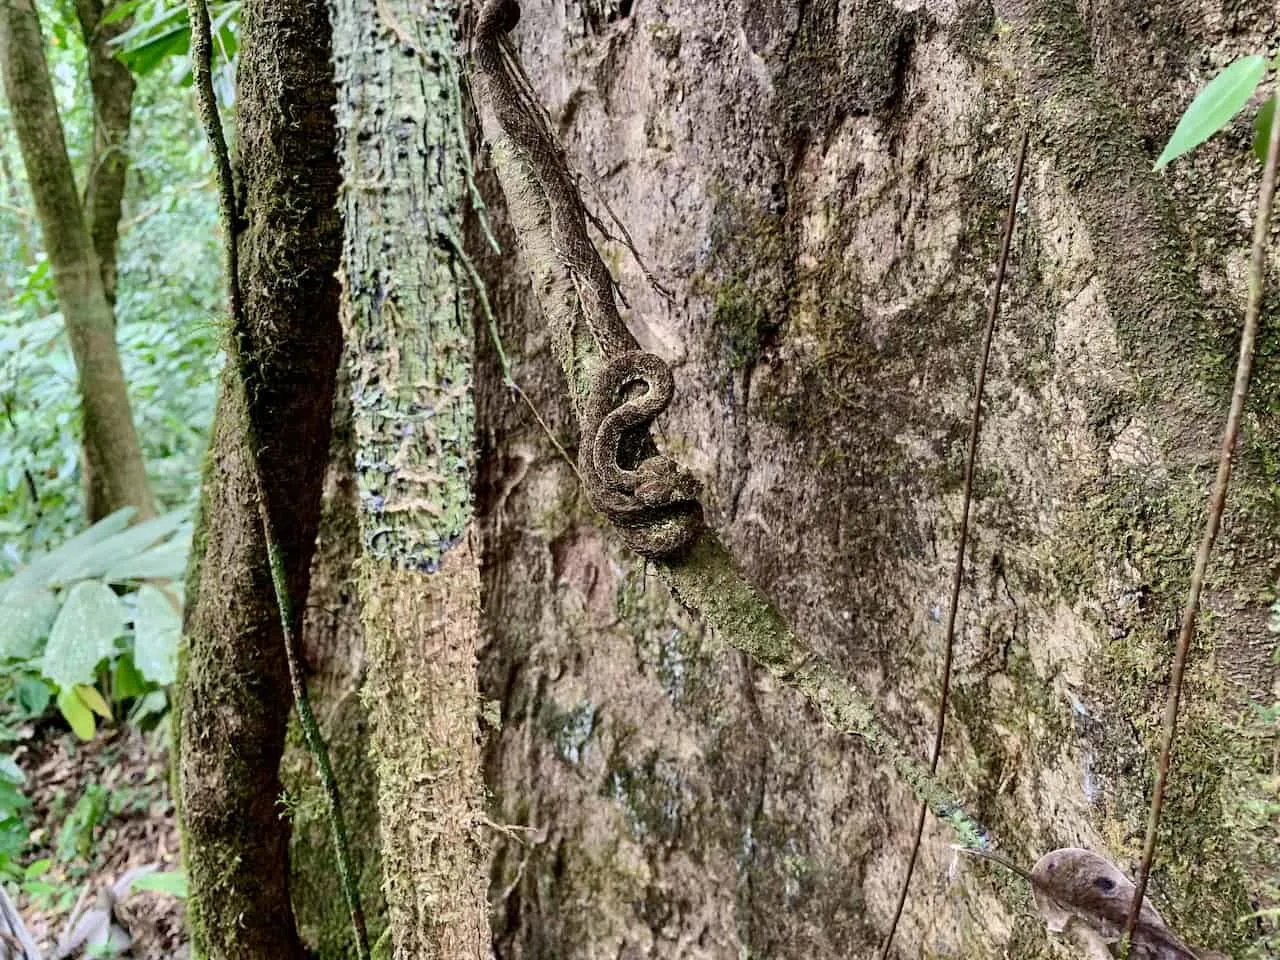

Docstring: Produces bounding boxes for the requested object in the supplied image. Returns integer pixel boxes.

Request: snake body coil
[475,0,703,560]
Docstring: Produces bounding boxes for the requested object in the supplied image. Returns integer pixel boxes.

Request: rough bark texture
[174,1,342,956]
[0,0,154,523]
[330,0,492,955]
[474,1,1280,958]
[73,0,133,306]
[287,368,390,955]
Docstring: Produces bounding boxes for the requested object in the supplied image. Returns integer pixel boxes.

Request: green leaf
[127,690,167,727]
[40,582,126,689]
[1254,95,1276,163]
[0,783,29,818]
[102,533,190,583]
[0,509,136,603]
[113,656,147,700]
[129,870,187,899]
[15,676,52,718]
[51,510,187,585]
[0,589,60,660]
[24,858,51,880]
[75,685,112,721]
[133,585,179,685]
[56,688,96,741]
[1155,55,1268,170]
[101,0,149,26]
[0,756,24,785]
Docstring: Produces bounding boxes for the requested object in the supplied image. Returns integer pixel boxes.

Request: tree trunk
[473,1,1280,958]
[0,0,154,523]
[329,1,492,955]
[73,0,135,307]
[174,1,342,956]
[287,366,389,954]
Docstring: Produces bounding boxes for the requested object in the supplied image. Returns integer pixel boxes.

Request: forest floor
[13,722,186,958]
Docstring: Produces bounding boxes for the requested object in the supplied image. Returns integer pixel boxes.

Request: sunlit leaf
[74,684,112,721]
[1155,55,1268,170]
[129,870,187,898]
[0,589,60,660]
[52,510,187,584]
[133,585,179,685]
[39,582,126,689]
[56,687,96,741]
[0,509,135,603]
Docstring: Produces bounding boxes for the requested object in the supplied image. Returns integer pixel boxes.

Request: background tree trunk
[0,0,153,523]
[174,0,342,956]
[73,0,134,307]
[473,1,1280,957]
[328,0,492,955]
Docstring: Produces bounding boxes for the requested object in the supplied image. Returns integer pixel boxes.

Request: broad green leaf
[127,690,167,726]
[0,756,23,785]
[113,656,147,700]
[75,685,112,721]
[39,582,126,689]
[23,858,50,880]
[0,509,135,603]
[0,783,28,818]
[1155,55,1268,171]
[129,870,187,898]
[133,585,179,685]
[102,533,190,583]
[15,677,52,718]
[56,688,96,741]
[101,0,149,25]
[51,510,187,585]
[0,589,60,660]
[1254,95,1276,163]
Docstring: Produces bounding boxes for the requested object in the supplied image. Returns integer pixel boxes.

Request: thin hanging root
[878,127,1030,959]
[1124,77,1280,944]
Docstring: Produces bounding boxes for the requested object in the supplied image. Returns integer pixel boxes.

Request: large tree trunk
[174,1,342,956]
[0,0,153,523]
[329,1,492,955]
[474,1,1279,958]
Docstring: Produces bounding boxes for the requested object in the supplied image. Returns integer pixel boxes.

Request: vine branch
[1124,76,1280,942]
[878,128,1030,958]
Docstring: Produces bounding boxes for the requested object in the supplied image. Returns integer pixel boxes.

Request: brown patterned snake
[473,0,703,558]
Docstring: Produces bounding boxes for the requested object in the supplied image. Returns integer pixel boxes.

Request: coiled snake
[474,0,703,559]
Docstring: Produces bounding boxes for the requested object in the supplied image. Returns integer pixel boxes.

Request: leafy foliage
[1156,53,1277,170]
[0,507,190,739]
[0,11,223,575]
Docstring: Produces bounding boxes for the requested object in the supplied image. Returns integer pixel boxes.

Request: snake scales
[473,0,703,559]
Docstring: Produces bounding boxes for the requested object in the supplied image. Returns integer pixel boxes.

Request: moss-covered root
[661,534,987,845]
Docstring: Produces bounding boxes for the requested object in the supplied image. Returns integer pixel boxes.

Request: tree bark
[73,0,135,306]
[174,1,342,957]
[472,1,1280,957]
[0,0,153,523]
[329,0,493,955]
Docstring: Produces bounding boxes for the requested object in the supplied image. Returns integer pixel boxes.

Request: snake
[474,0,703,559]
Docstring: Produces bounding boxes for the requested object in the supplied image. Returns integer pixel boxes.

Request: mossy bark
[174,1,342,956]
[473,0,1280,957]
[329,0,492,955]
[0,0,154,523]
